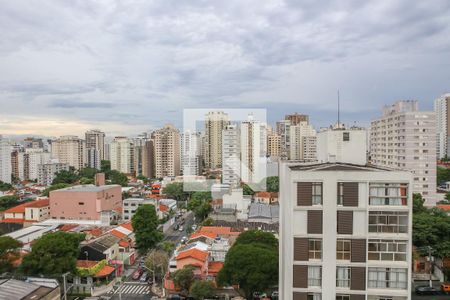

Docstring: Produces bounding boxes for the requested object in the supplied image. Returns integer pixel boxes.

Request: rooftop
[51,184,120,193]
[176,248,208,262]
[248,203,279,219]
[289,162,393,172]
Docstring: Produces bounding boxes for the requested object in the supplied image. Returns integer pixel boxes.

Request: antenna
[337,90,340,128]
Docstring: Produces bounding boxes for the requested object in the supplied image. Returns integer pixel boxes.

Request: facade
[434,93,450,159]
[0,136,12,184]
[370,100,436,205]
[122,198,156,221]
[142,139,155,179]
[51,136,86,170]
[267,132,281,158]
[154,124,181,178]
[85,129,106,161]
[3,198,50,223]
[279,162,412,300]
[285,113,309,126]
[23,137,44,149]
[241,116,266,184]
[110,137,134,174]
[49,184,122,221]
[317,127,367,165]
[276,119,291,160]
[222,124,241,187]
[11,150,24,181]
[181,131,202,176]
[289,121,317,161]
[23,148,52,180]
[204,111,229,169]
[38,162,70,186]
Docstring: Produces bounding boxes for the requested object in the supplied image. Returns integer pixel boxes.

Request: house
[0,278,60,300]
[122,198,156,221]
[176,248,209,278]
[248,203,279,224]
[254,191,278,204]
[80,234,121,262]
[73,260,117,296]
[2,198,50,225]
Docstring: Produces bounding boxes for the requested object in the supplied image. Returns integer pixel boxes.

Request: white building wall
[181,131,201,176]
[110,137,134,174]
[0,136,12,184]
[317,128,367,165]
[434,94,450,159]
[222,124,241,187]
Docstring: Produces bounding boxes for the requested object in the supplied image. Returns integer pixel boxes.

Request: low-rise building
[0,278,60,300]
[122,198,156,221]
[1,198,50,225]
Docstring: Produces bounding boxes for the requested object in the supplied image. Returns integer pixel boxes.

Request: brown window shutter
[293,265,308,288]
[297,182,312,206]
[293,238,309,261]
[343,182,359,207]
[350,267,366,291]
[350,295,365,300]
[351,239,366,263]
[293,292,308,300]
[307,210,323,234]
[337,211,353,235]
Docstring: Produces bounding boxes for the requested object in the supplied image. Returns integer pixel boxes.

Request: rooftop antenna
[337,90,340,128]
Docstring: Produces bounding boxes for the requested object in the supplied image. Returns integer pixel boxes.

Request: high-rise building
[205,111,229,169]
[104,143,110,161]
[38,162,70,186]
[289,121,317,161]
[110,137,135,174]
[276,119,291,160]
[317,126,368,165]
[279,162,412,300]
[154,124,181,178]
[51,136,86,170]
[434,93,450,159]
[11,150,24,181]
[85,130,105,169]
[23,137,44,149]
[370,100,436,205]
[181,131,202,176]
[285,113,309,126]
[142,140,155,179]
[267,132,281,158]
[0,136,12,184]
[23,148,52,180]
[133,136,149,177]
[222,124,241,187]
[241,115,266,184]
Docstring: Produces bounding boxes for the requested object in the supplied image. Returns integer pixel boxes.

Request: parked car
[181,236,188,244]
[140,272,148,282]
[415,285,439,295]
[441,282,450,294]
[132,268,143,280]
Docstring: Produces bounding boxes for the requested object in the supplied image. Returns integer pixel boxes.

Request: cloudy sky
[1,0,450,137]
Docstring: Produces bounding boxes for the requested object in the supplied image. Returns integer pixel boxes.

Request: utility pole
[62,272,70,300]
[428,246,433,288]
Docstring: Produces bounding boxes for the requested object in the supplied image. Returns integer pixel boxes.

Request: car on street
[140,272,148,282]
[415,285,439,295]
[181,236,187,243]
[132,268,144,280]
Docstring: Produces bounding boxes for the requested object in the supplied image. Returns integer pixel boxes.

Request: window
[336,239,351,260]
[336,267,350,288]
[343,132,350,141]
[336,295,350,300]
[309,239,322,260]
[307,294,321,300]
[368,268,407,289]
[369,183,407,206]
[78,202,85,205]
[368,211,408,234]
[308,266,322,287]
[337,182,344,205]
[368,239,407,261]
[312,183,322,205]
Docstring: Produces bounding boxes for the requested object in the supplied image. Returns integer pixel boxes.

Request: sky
[1,0,450,137]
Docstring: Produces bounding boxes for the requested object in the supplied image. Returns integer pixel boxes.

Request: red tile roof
[111,229,127,239]
[255,191,271,198]
[95,265,115,277]
[60,224,79,232]
[88,228,103,237]
[176,248,208,262]
[119,240,130,248]
[0,218,35,223]
[3,199,50,214]
[189,232,216,240]
[198,226,240,236]
[120,223,133,231]
[208,261,224,274]
[3,202,28,214]
[437,204,450,212]
[26,199,49,208]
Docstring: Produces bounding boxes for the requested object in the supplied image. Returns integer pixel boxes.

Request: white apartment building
[204,111,229,169]
[24,148,52,180]
[154,124,181,178]
[122,198,156,221]
[290,121,317,161]
[241,116,266,184]
[181,131,202,176]
[276,119,291,160]
[38,162,70,186]
[51,136,86,170]
[370,100,436,205]
[85,129,105,166]
[434,93,450,159]
[222,124,241,187]
[317,127,367,165]
[110,137,135,174]
[0,136,12,184]
[279,162,412,300]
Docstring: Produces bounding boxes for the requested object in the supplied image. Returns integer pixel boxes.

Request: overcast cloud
[1,0,450,136]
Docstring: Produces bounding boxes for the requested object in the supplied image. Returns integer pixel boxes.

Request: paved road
[103,282,156,300]
[164,211,195,245]
[412,294,449,299]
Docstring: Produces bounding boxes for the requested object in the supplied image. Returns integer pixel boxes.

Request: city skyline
[1,1,450,136]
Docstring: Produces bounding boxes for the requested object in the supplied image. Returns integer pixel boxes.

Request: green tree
[52,169,79,184]
[107,170,128,186]
[218,242,278,298]
[201,217,215,226]
[163,182,187,201]
[78,167,98,179]
[262,176,279,192]
[444,192,450,203]
[159,241,175,253]
[242,184,255,196]
[0,236,22,273]
[0,181,13,192]
[136,175,150,184]
[42,183,70,197]
[0,195,19,211]
[21,232,85,276]
[101,160,111,173]
[190,280,215,300]
[172,265,195,295]
[437,166,450,185]
[235,230,278,250]
[132,204,163,254]
[145,249,169,280]
[413,193,426,214]
[187,197,212,221]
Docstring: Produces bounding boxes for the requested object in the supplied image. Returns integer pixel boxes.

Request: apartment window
[307,294,322,300]
[312,183,323,205]
[78,202,85,205]
[368,268,407,289]
[337,239,351,260]
[368,211,408,234]
[368,239,407,261]
[336,296,350,300]
[338,182,344,205]
[308,266,322,287]
[343,132,350,141]
[309,239,322,260]
[369,183,407,206]
[336,267,351,288]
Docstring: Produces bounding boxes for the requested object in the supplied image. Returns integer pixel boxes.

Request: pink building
[50,185,122,221]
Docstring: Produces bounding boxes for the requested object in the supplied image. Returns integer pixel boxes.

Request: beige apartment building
[110,136,135,174]
[154,124,181,178]
[267,132,281,158]
[289,121,317,161]
[204,111,229,169]
[434,93,450,159]
[280,162,412,300]
[370,100,436,205]
[51,136,86,170]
